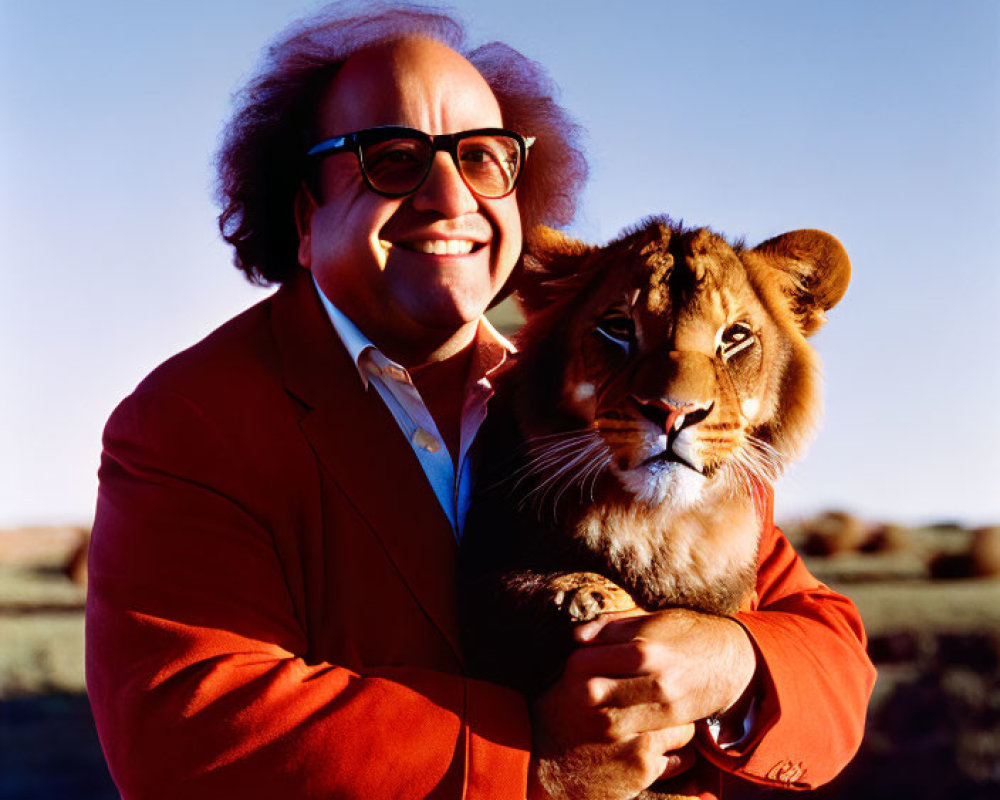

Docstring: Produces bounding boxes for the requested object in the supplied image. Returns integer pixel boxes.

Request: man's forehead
[318,37,502,133]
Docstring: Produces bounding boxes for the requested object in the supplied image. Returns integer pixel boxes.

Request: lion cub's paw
[549,572,637,622]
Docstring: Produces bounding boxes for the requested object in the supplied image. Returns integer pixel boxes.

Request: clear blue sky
[2,0,998,527]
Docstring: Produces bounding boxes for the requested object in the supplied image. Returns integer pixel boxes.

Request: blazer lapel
[269,272,463,662]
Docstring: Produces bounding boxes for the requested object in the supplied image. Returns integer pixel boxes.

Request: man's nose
[410,151,479,217]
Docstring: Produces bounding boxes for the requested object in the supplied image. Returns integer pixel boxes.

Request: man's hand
[527,608,758,800]
[573,608,758,729]
[528,664,696,800]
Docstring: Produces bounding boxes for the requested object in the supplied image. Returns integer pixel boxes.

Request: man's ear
[294,184,317,269]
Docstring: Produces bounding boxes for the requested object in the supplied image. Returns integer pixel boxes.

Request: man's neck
[368,319,480,368]
[309,275,483,367]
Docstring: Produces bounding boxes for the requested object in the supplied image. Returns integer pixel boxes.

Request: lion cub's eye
[594,315,635,352]
[717,322,755,360]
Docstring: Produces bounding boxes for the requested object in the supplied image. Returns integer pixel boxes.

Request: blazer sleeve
[701,492,877,791]
[85,388,531,800]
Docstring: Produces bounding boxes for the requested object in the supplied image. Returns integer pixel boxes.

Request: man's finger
[596,697,689,738]
[580,675,694,736]
[574,609,646,643]
[585,674,669,709]
[567,639,667,679]
[632,723,697,759]
[658,744,698,781]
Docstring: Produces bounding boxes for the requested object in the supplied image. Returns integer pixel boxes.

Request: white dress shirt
[312,276,513,539]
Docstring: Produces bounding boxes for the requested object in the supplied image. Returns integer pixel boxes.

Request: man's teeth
[411,240,476,255]
[378,239,479,255]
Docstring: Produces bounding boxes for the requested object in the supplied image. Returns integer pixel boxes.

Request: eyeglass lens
[359,133,521,198]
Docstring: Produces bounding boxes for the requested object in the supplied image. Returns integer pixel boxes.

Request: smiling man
[86,8,591,798]
[85,4,873,800]
[296,40,524,365]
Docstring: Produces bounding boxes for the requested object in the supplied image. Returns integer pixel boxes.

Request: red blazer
[86,271,874,799]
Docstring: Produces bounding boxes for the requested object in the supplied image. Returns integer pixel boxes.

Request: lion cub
[460,217,850,800]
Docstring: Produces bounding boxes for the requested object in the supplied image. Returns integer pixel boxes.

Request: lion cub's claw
[549,572,637,623]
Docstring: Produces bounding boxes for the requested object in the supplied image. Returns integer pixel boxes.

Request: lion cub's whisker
[517,436,610,518]
[505,432,599,487]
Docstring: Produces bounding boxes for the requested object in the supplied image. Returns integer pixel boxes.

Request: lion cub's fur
[460,217,849,798]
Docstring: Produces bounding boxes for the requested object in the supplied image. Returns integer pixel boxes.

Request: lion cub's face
[513,219,850,514]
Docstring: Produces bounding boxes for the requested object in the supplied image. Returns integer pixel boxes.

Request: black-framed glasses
[306,125,535,199]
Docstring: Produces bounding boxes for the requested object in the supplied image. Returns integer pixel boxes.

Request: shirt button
[412,428,440,453]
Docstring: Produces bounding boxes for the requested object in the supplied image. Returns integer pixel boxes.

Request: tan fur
[510,217,850,615]
[470,218,849,800]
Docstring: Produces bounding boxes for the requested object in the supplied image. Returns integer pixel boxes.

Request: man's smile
[378,238,486,256]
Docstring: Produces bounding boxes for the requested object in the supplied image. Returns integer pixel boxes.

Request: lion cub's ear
[753,229,851,336]
[518,226,595,314]
[525,226,591,258]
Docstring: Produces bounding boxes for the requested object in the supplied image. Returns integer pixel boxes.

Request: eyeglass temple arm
[306,136,348,158]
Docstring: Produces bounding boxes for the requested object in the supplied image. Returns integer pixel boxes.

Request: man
[86,4,874,799]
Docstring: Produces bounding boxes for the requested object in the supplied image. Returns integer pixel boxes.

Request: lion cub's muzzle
[632,396,714,474]
[633,396,714,435]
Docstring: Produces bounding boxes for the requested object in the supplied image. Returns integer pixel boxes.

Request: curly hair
[216,1,588,286]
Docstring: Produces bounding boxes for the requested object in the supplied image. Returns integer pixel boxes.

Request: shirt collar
[311,273,516,388]
[311,274,378,388]
[472,314,515,384]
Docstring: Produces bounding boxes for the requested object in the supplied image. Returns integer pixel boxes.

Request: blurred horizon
[2,0,998,529]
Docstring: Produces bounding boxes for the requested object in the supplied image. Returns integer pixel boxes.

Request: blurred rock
[800,510,868,556]
[64,535,90,589]
[927,532,1000,578]
[930,552,978,580]
[970,527,1000,578]
[0,528,89,567]
[858,523,911,555]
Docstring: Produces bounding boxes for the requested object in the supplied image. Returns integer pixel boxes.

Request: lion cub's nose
[633,397,714,434]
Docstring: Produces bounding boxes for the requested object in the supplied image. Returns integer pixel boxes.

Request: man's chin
[392,288,494,332]
[403,304,485,336]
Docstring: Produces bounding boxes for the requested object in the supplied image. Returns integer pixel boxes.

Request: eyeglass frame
[305,125,535,200]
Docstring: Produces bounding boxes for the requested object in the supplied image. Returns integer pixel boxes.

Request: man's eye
[717,322,755,360]
[460,147,514,179]
[594,315,634,352]
[460,139,518,180]
[369,142,422,164]
[460,147,492,164]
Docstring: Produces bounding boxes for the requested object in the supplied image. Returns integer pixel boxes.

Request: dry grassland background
[1,517,998,799]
